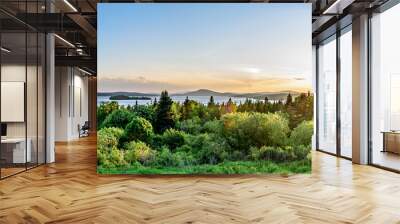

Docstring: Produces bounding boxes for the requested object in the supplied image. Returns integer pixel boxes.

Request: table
[1,138,31,164]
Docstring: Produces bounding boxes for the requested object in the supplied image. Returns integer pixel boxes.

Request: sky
[98,4,312,94]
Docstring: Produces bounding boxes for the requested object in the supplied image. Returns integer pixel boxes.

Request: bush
[124,117,153,143]
[97,127,124,151]
[124,141,155,165]
[97,149,107,165]
[98,147,126,168]
[173,151,197,167]
[149,134,164,150]
[108,148,127,167]
[222,112,289,153]
[124,148,137,165]
[250,146,295,162]
[176,117,202,134]
[199,138,230,164]
[292,145,310,160]
[161,129,186,151]
[101,109,135,129]
[185,133,230,164]
[154,147,197,167]
[202,119,223,135]
[131,105,156,124]
[250,145,310,162]
[289,120,313,147]
[97,102,119,129]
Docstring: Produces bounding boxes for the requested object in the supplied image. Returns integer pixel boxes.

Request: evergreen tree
[286,93,293,106]
[182,96,192,120]
[208,96,215,107]
[225,98,236,113]
[153,97,158,106]
[184,96,189,105]
[154,90,174,133]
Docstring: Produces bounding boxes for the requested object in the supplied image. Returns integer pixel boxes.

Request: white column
[352,14,369,164]
[46,32,55,163]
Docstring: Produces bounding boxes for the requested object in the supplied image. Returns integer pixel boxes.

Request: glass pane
[318,37,337,154]
[340,29,352,158]
[1,31,27,177]
[38,33,45,165]
[27,31,38,169]
[371,4,400,171]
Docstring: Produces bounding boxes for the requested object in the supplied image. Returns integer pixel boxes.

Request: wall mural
[97,3,313,174]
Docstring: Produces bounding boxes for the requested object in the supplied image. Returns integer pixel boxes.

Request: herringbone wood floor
[1,136,400,224]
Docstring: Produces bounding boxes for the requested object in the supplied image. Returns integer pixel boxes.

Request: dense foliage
[97,91,314,174]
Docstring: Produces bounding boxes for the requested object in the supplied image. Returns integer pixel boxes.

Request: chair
[79,121,90,138]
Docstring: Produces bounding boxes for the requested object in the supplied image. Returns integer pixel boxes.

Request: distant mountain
[172,89,233,96]
[174,89,302,101]
[98,89,304,101]
[233,91,301,101]
[98,92,158,97]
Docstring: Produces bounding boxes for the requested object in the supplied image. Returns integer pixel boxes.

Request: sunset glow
[98,4,312,94]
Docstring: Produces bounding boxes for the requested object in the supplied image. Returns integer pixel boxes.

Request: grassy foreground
[97,159,311,175]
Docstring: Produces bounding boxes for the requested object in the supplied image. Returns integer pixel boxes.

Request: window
[0,2,46,179]
[317,36,337,154]
[370,3,400,171]
[339,27,352,158]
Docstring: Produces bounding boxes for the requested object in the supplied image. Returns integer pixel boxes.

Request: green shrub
[97,149,107,165]
[154,147,175,167]
[222,112,289,153]
[175,144,192,153]
[289,120,313,147]
[229,150,246,161]
[101,109,135,129]
[108,148,127,167]
[185,133,230,165]
[202,119,223,135]
[97,101,119,129]
[250,145,310,162]
[124,148,136,165]
[199,139,230,164]
[161,129,186,151]
[97,147,126,168]
[149,134,164,150]
[176,117,202,134]
[124,141,155,165]
[173,151,197,167]
[131,105,156,124]
[251,146,292,162]
[124,117,153,143]
[154,147,197,167]
[97,127,124,151]
[292,145,311,160]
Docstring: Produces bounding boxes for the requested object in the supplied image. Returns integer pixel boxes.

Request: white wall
[55,67,89,141]
[1,63,46,164]
[1,65,37,138]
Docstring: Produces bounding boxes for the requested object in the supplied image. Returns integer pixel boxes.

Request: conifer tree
[208,96,215,107]
[154,90,174,133]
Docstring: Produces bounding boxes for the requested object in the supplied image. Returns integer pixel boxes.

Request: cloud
[98,76,186,93]
[98,73,312,94]
[240,67,261,74]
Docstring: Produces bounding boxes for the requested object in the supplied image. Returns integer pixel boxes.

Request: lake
[97,95,260,107]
